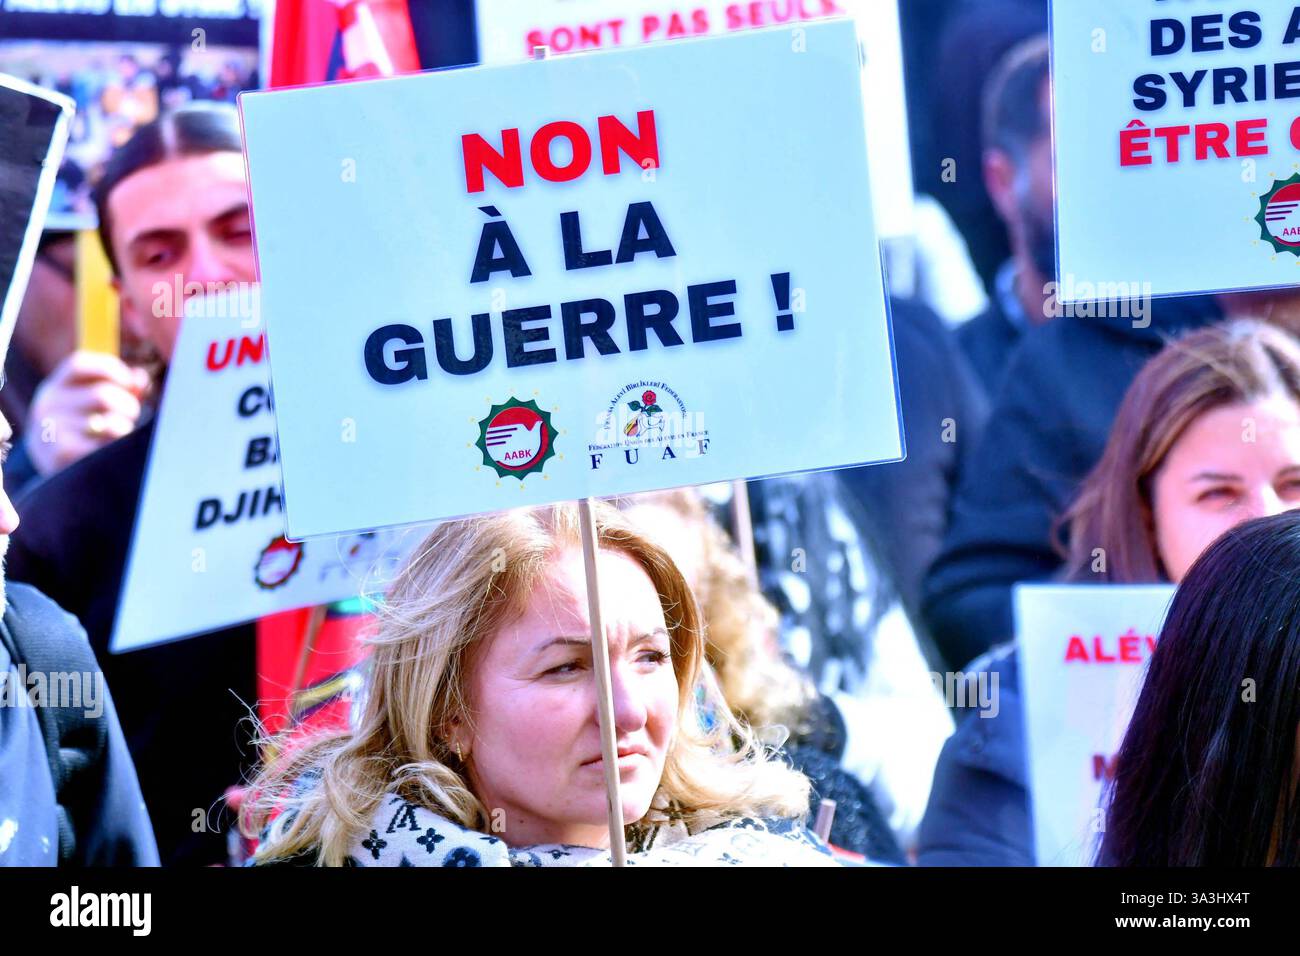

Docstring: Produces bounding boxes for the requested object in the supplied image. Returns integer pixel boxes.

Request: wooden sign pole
[530,42,625,867]
[577,496,627,866]
[731,479,758,586]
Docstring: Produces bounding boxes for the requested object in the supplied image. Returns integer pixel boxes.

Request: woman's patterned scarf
[346,795,841,867]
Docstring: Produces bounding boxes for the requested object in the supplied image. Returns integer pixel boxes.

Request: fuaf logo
[1256,172,1300,255]
[624,389,665,440]
[255,535,304,590]
[475,397,557,479]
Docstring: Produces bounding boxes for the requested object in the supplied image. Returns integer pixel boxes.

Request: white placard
[240,21,902,539]
[111,292,427,653]
[475,0,914,238]
[1052,0,1300,299]
[1014,584,1175,866]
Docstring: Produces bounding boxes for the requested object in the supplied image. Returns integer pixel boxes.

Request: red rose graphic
[642,390,656,406]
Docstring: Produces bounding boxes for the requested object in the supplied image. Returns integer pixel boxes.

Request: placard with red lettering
[1052,0,1300,299]
[1013,584,1175,865]
[239,21,902,539]
[474,0,914,238]
[111,292,428,653]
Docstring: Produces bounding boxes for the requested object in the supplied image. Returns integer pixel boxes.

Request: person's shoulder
[1006,294,1218,381]
[14,421,155,543]
[941,643,1025,782]
[3,581,87,637]
[1,582,103,709]
[891,297,967,364]
[889,296,948,336]
[19,419,154,507]
[957,300,1009,342]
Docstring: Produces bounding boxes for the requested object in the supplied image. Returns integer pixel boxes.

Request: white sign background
[475,1,914,238]
[1053,0,1300,298]
[1014,584,1175,866]
[240,22,902,540]
[112,294,426,653]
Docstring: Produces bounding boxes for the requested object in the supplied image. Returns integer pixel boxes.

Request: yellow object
[76,230,119,355]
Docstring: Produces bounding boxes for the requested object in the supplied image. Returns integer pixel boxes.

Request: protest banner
[111,291,427,653]
[1052,0,1300,299]
[1014,584,1176,866]
[475,0,914,238]
[0,73,74,363]
[239,20,902,539]
[242,20,900,860]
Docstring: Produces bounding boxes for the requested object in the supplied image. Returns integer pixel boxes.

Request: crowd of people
[0,41,258,220]
[3,0,1300,871]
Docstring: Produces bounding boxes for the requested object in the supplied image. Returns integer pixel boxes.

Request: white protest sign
[240,21,902,539]
[111,292,427,653]
[1014,584,1175,866]
[1052,0,1300,299]
[475,0,915,238]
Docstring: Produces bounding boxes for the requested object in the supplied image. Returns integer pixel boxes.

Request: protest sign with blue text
[1052,0,1300,299]
[240,20,901,539]
[111,292,427,653]
[1014,584,1176,866]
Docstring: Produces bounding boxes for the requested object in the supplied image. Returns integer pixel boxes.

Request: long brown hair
[1059,320,1300,582]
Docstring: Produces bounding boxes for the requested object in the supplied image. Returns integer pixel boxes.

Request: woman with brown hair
[242,500,836,867]
[1059,319,1300,582]
[918,319,1300,866]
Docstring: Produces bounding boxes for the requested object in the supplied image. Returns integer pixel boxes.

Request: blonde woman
[242,501,836,866]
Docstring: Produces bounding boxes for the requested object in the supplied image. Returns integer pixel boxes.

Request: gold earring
[455,741,464,762]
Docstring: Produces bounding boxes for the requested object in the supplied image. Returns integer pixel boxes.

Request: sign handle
[813,798,836,843]
[532,41,624,865]
[576,497,627,866]
[731,479,758,586]
[289,604,329,702]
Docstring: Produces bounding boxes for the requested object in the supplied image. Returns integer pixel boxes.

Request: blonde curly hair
[242,500,811,865]
[617,489,816,734]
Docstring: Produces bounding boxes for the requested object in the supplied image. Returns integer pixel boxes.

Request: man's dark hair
[92,102,244,275]
[1099,510,1300,866]
[981,35,1051,164]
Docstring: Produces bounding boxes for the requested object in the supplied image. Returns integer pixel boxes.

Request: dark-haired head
[1099,510,1300,866]
[983,34,1050,166]
[91,102,254,369]
[982,35,1055,287]
[93,102,244,277]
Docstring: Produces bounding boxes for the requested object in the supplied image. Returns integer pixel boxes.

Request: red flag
[269,0,420,88]
[257,0,421,738]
